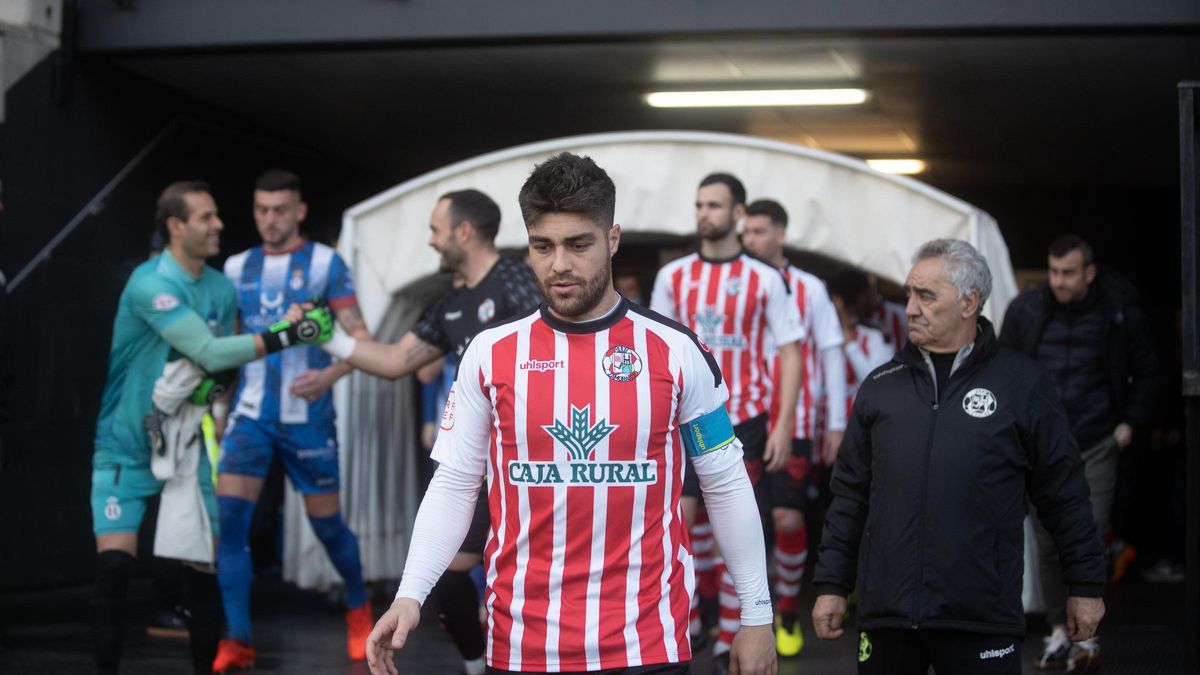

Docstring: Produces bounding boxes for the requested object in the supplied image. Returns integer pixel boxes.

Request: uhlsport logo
[691,306,747,349]
[962,387,997,418]
[507,404,656,486]
[602,345,642,382]
[979,644,1015,660]
[520,359,563,372]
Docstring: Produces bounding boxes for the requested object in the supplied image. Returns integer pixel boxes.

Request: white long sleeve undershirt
[394,464,481,605]
[821,344,848,431]
[697,458,774,626]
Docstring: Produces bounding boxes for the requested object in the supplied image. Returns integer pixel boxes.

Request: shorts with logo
[220,415,340,494]
[683,413,806,512]
[91,457,218,537]
[857,628,1022,675]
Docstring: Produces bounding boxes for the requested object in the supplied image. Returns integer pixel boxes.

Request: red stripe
[487,332,520,669]
[327,294,358,310]
[741,268,763,423]
[518,320,558,670]
[636,329,673,664]
[598,320,637,668]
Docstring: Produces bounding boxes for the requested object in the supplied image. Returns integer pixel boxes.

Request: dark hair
[155,180,211,239]
[440,189,502,243]
[255,169,302,196]
[828,268,870,304]
[698,172,746,207]
[745,199,788,228]
[1048,233,1094,266]
[518,152,615,229]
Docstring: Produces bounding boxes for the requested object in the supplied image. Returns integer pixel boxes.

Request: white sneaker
[1035,627,1071,670]
[1067,637,1101,673]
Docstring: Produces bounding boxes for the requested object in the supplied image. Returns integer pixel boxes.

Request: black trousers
[857,628,1022,675]
[487,663,689,675]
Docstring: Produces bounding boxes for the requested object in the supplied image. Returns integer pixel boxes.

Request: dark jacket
[998,269,1157,433]
[813,318,1105,637]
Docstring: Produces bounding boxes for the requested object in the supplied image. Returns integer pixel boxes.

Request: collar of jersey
[157,248,201,283]
[539,296,628,334]
[698,249,744,265]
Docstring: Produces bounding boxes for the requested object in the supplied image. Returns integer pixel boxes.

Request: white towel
[149,360,215,564]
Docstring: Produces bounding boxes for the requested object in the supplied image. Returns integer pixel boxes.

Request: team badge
[725,276,742,295]
[104,496,122,521]
[151,292,179,310]
[602,345,642,381]
[289,269,305,290]
[478,298,496,323]
[440,389,457,431]
[962,388,997,418]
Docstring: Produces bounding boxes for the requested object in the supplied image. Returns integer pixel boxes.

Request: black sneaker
[145,605,190,640]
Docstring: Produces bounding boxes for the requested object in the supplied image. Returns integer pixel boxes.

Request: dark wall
[0,53,387,591]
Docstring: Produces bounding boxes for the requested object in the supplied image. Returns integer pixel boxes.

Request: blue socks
[308,512,366,609]
[216,495,256,643]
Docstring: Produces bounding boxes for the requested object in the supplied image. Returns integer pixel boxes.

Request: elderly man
[812,239,1106,674]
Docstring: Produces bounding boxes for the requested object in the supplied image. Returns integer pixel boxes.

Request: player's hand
[366,598,421,675]
[762,426,791,472]
[823,430,845,465]
[1112,422,1133,450]
[813,594,848,640]
[284,303,306,323]
[268,304,334,347]
[289,369,336,402]
[728,623,776,674]
[1065,596,1104,642]
[421,421,437,451]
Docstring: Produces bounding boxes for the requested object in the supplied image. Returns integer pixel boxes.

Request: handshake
[261,301,335,354]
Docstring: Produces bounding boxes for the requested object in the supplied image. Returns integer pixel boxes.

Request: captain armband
[681,406,736,458]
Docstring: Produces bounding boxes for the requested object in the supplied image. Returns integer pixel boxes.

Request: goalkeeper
[89,180,332,675]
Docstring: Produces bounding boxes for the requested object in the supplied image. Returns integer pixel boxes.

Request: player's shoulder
[467,302,542,348]
[626,303,722,381]
[222,246,259,279]
[785,264,825,290]
[741,253,789,286]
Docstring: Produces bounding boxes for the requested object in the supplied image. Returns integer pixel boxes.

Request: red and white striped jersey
[650,252,804,426]
[433,298,743,672]
[870,300,908,350]
[765,265,846,440]
[843,323,894,419]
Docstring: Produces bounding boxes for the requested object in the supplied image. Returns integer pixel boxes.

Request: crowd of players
[88,152,1154,675]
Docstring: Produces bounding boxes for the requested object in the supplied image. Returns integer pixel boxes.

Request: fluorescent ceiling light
[867,159,927,175]
[645,88,869,108]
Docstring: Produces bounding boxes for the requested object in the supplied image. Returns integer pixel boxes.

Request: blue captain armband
[681,407,736,458]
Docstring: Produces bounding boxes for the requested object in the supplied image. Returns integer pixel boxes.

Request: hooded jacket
[813,318,1105,636]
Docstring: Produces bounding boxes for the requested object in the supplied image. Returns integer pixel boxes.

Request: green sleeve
[158,312,258,373]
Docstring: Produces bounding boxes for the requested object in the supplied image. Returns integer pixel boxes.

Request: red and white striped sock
[713,563,739,656]
[773,523,808,617]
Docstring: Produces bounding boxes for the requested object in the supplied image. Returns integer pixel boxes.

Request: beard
[697,218,735,242]
[436,243,465,273]
[540,266,612,319]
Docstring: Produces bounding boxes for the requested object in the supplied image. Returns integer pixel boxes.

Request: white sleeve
[394,464,482,604]
[677,336,743,476]
[649,268,676,320]
[697,460,772,625]
[821,345,848,431]
[429,338,492,477]
[763,270,804,347]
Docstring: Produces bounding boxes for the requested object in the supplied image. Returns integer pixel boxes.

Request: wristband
[322,330,357,360]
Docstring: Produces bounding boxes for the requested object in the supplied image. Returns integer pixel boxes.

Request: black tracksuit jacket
[813,318,1106,637]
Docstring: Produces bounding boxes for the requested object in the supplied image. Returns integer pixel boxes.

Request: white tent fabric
[284,130,1026,596]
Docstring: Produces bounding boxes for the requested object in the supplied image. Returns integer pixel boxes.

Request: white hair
[912,238,992,315]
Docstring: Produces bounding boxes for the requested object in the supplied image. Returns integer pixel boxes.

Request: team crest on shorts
[602,344,642,381]
[478,298,496,323]
[962,388,997,418]
[104,496,122,521]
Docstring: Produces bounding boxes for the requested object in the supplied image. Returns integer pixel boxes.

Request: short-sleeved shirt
[766,265,845,439]
[93,250,238,467]
[412,256,541,364]
[224,241,357,423]
[650,251,805,425]
[435,298,740,671]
